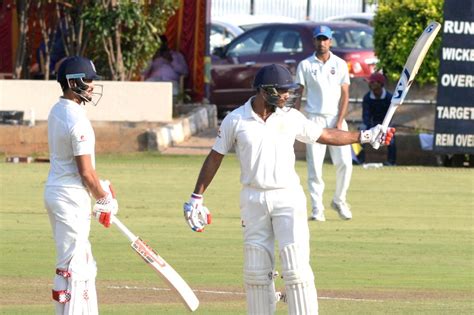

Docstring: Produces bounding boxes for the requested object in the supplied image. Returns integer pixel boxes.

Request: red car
[211,21,377,116]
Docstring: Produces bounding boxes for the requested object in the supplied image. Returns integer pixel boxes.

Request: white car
[324,12,374,26]
[210,14,299,52]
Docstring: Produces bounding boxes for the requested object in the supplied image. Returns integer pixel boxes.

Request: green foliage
[374,0,444,85]
[82,0,179,80]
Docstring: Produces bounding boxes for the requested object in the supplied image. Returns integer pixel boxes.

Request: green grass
[1,153,473,314]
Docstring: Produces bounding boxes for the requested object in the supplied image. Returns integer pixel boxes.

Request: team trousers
[44,186,98,314]
[305,114,353,210]
[239,185,312,269]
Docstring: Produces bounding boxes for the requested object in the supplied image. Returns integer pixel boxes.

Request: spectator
[30,26,66,80]
[142,35,189,97]
[361,72,397,165]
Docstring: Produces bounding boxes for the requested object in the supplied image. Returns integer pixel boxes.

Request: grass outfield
[0,153,473,314]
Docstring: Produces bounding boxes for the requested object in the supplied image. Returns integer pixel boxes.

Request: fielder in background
[295,25,353,222]
[183,64,394,315]
[360,72,397,166]
[44,56,119,315]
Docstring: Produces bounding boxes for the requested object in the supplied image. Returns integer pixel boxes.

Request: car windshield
[227,29,270,57]
[331,28,373,49]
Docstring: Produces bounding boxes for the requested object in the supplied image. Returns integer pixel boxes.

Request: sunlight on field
[0,154,472,314]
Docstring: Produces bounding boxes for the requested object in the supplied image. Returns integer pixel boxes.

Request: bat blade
[131,238,200,312]
[381,21,441,129]
[112,216,199,312]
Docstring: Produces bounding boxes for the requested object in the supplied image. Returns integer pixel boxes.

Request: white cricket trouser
[305,114,353,210]
[240,186,318,314]
[44,186,98,315]
[240,185,310,256]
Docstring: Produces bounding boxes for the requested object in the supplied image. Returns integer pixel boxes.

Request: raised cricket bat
[373,21,441,149]
[112,216,199,312]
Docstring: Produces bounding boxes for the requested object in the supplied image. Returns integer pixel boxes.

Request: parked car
[210,15,299,52]
[324,12,375,26]
[211,21,377,116]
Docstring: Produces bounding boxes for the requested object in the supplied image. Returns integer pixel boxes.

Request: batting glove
[183,193,212,232]
[360,125,396,149]
[93,180,119,228]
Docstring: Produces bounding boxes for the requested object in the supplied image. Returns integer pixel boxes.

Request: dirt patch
[1,277,472,306]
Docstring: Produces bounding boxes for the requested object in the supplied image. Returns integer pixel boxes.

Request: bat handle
[111,215,138,243]
[381,105,397,130]
[372,105,397,150]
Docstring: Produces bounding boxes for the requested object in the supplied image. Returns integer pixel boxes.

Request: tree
[374,0,444,85]
[82,0,179,81]
[13,0,30,79]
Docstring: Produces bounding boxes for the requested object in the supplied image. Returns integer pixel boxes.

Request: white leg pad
[53,242,98,315]
[280,244,318,315]
[244,244,277,315]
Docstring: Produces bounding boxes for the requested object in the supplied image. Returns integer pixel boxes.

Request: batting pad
[243,244,278,315]
[280,244,318,315]
[63,242,98,315]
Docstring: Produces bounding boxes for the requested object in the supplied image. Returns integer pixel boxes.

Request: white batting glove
[183,193,212,232]
[93,180,118,228]
[360,125,396,149]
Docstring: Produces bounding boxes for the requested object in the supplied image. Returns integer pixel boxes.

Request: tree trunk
[13,0,30,79]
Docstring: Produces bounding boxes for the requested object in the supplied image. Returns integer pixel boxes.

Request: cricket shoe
[331,201,352,220]
[310,208,326,221]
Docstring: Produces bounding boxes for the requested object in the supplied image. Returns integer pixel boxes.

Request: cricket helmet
[253,64,300,108]
[57,56,102,105]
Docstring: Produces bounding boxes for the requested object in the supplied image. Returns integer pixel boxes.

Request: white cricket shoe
[310,208,326,221]
[331,201,352,220]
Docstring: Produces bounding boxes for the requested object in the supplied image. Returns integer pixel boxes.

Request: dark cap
[57,56,100,83]
[313,25,332,39]
[368,72,386,85]
[253,64,298,89]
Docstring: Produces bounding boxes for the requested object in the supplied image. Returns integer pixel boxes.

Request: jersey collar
[369,88,387,100]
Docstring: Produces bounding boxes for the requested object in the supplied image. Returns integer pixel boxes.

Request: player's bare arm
[75,154,106,199]
[183,150,222,232]
[193,149,224,194]
[336,83,349,129]
[318,128,359,145]
[319,127,395,147]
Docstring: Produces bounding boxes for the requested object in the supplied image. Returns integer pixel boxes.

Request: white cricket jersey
[213,98,323,189]
[45,98,96,188]
[295,52,350,116]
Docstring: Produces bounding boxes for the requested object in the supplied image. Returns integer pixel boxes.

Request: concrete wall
[0,80,173,122]
[0,104,218,156]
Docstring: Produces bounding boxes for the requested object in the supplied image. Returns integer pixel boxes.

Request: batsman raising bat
[44,56,117,315]
[183,64,394,314]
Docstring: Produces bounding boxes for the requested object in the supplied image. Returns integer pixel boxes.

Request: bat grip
[111,216,138,243]
[372,105,398,150]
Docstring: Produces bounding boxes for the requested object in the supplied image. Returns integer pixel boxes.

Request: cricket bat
[112,216,199,312]
[373,21,441,149]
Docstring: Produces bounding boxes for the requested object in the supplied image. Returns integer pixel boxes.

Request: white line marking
[107,285,383,302]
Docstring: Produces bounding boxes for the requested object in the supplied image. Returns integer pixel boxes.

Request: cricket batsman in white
[183,64,395,314]
[44,56,118,314]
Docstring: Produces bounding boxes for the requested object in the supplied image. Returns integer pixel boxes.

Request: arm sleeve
[71,120,95,156]
[211,114,236,155]
[340,60,351,85]
[294,110,323,144]
[295,61,305,86]
[172,51,189,76]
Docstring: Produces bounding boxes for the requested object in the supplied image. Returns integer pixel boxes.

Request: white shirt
[213,98,323,189]
[295,52,350,116]
[46,98,96,188]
